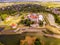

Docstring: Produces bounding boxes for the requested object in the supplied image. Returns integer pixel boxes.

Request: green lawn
[0,31,60,45]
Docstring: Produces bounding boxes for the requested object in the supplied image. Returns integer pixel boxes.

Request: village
[0,2,60,45]
[0,3,60,34]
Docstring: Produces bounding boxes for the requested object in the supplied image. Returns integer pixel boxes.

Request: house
[38,14,44,21]
[27,13,38,22]
[27,13,44,23]
[27,13,44,27]
[52,8,60,15]
[11,23,17,28]
[6,16,12,21]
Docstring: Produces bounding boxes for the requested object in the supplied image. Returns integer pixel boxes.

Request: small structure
[6,16,12,22]
[11,23,17,28]
[38,14,44,21]
[27,13,38,22]
[52,8,60,15]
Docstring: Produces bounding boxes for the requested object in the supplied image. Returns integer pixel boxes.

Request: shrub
[0,14,8,20]
[0,42,4,45]
[53,14,60,25]
[23,19,31,26]
[34,38,41,45]
[39,21,43,27]
[20,19,34,26]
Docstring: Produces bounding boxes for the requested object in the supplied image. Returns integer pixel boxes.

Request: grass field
[0,32,60,45]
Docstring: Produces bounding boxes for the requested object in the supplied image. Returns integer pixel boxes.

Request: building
[27,13,44,27]
[52,8,60,15]
[27,13,38,22]
[38,14,44,21]
[28,13,44,22]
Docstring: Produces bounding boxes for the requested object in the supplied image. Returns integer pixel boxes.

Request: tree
[0,42,4,45]
[34,38,41,45]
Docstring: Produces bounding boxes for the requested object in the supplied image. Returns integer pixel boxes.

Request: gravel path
[44,34,60,39]
[47,14,60,28]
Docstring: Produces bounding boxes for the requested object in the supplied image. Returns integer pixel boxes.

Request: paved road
[0,27,46,35]
[1,27,60,39]
[14,27,46,34]
[44,34,60,39]
[14,27,60,39]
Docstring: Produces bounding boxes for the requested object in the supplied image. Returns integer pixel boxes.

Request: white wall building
[38,15,44,21]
